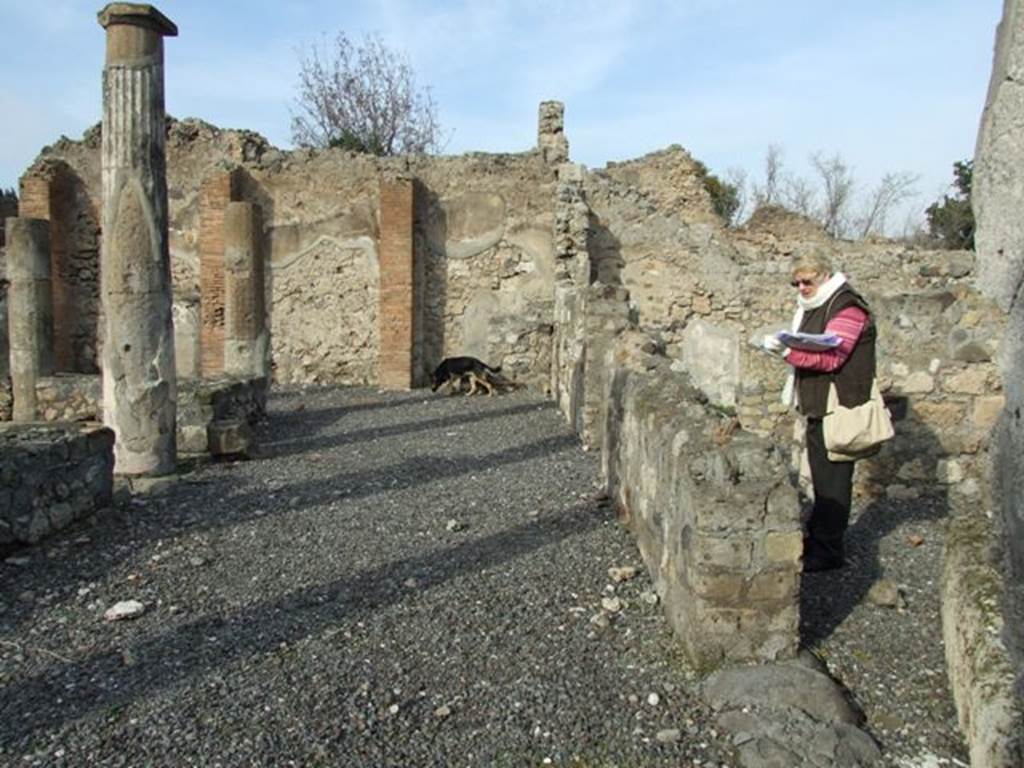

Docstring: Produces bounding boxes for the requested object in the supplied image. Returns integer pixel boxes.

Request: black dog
[431,356,503,396]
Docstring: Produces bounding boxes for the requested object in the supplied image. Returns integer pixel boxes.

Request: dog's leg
[467,373,478,396]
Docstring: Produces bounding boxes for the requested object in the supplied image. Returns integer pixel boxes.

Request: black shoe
[802,538,844,573]
[802,551,844,572]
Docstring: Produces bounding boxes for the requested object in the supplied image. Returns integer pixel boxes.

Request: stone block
[764,531,803,564]
[207,419,252,456]
[694,535,753,569]
[690,570,745,602]
[971,395,1005,431]
[937,458,965,485]
[944,366,995,395]
[899,371,935,394]
[746,571,798,602]
[178,424,208,454]
[912,401,966,431]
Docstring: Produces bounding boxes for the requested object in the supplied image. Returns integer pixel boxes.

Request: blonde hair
[790,248,833,278]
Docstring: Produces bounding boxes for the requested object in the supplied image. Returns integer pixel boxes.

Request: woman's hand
[762,335,786,355]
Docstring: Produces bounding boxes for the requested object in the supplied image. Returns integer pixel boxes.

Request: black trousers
[805,417,854,558]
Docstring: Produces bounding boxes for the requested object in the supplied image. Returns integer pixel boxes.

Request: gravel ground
[0,386,969,767]
[802,493,970,767]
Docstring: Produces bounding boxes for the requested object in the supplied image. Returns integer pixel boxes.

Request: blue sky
[0,1,1003,230]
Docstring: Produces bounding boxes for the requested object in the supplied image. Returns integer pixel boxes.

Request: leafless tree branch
[291,33,442,155]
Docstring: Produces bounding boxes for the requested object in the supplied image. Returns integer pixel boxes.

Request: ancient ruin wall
[25,120,557,388]
[969,0,1024,763]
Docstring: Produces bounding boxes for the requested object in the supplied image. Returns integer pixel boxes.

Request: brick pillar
[6,217,55,421]
[223,201,268,378]
[378,177,415,389]
[198,167,239,377]
[18,170,73,371]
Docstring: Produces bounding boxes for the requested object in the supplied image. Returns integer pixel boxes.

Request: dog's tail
[485,363,502,374]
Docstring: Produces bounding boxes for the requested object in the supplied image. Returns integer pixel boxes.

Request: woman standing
[764,250,877,572]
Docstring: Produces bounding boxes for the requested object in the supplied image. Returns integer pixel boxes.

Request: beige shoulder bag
[823,378,895,461]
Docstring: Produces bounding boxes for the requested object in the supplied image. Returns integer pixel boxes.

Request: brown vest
[795,285,876,418]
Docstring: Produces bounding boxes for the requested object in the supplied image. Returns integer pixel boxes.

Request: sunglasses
[790,278,817,288]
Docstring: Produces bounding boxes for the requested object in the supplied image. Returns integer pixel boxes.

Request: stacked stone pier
[5,217,55,422]
[97,3,178,476]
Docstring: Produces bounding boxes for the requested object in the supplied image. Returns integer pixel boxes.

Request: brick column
[5,217,55,421]
[223,201,268,378]
[198,166,240,378]
[378,177,415,389]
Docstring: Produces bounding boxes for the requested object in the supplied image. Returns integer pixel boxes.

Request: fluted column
[223,201,268,378]
[98,3,178,476]
[6,218,55,421]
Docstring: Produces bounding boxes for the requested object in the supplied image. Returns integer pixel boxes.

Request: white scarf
[780,272,848,407]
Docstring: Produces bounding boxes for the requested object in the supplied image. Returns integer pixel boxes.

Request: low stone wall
[0,379,11,421]
[177,376,268,454]
[0,423,114,544]
[4,374,267,458]
[35,373,101,421]
[942,512,1024,767]
[601,345,802,667]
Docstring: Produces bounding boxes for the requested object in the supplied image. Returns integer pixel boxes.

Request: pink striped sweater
[786,306,869,372]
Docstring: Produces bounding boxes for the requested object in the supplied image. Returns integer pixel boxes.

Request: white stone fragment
[608,566,638,583]
[104,600,146,621]
[601,596,623,613]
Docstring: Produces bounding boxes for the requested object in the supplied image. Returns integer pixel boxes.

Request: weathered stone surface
[602,353,801,666]
[702,660,864,726]
[942,512,1024,768]
[6,217,55,421]
[207,419,252,456]
[716,708,881,768]
[99,5,178,476]
[679,319,740,408]
[971,5,1024,765]
[0,423,114,544]
[177,376,266,456]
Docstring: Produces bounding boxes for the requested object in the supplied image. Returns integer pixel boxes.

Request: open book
[774,330,841,351]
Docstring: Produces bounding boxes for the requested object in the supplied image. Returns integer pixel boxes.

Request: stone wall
[602,344,802,666]
[177,376,268,454]
[24,119,557,390]
[35,374,101,422]
[0,423,114,544]
[23,373,266,459]
[968,0,1024,763]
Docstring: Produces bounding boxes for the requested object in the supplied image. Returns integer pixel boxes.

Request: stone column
[378,176,415,389]
[98,3,178,476]
[223,201,268,378]
[538,101,569,165]
[6,218,55,421]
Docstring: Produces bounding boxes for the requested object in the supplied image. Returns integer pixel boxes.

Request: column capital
[97,4,177,36]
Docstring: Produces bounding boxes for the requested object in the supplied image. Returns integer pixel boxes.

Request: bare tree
[854,171,919,238]
[752,143,784,207]
[780,175,817,219]
[724,166,750,225]
[291,32,442,155]
[810,152,855,237]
